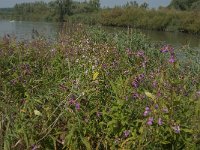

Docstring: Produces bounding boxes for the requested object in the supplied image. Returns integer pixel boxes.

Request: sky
[0,0,171,8]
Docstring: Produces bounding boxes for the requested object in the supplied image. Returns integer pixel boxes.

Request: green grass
[0,25,200,149]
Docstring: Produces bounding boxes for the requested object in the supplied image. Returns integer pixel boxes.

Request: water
[0,20,200,48]
[0,20,60,41]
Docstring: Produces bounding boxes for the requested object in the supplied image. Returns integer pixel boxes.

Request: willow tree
[56,0,72,22]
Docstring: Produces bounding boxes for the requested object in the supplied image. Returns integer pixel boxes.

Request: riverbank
[1,3,200,35]
[0,25,200,149]
[100,7,200,34]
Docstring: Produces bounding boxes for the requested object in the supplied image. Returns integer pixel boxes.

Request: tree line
[0,0,100,21]
[0,0,200,34]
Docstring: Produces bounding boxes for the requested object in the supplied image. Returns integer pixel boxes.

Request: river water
[0,20,200,48]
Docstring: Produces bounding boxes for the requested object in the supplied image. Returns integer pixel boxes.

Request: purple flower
[160,45,169,53]
[75,103,80,110]
[169,56,175,63]
[138,74,145,80]
[132,81,139,88]
[147,117,153,125]
[132,93,139,99]
[136,50,144,57]
[154,104,159,109]
[123,130,130,138]
[172,125,180,133]
[69,98,76,105]
[145,107,150,111]
[158,118,163,125]
[143,111,149,116]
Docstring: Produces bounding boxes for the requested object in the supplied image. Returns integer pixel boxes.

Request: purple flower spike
[75,103,80,110]
[172,125,180,133]
[169,56,175,63]
[155,104,159,109]
[132,93,139,99]
[132,81,139,88]
[158,118,163,125]
[143,111,149,116]
[136,50,145,57]
[144,107,150,116]
[69,98,76,105]
[147,117,153,125]
[145,107,150,111]
[138,74,145,80]
[124,130,130,138]
[160,45,169,53]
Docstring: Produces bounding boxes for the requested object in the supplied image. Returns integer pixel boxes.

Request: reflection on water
[0,20,200,48]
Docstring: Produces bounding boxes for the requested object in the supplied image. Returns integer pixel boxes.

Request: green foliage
[0,25,199,149]
[100,7,200,34]
[169,0,200,10]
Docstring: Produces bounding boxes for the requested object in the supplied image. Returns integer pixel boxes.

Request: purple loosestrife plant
[132,81,139,88]
[143,106,151,116]
[160,45,169,53]
[160,45,176,63]
[158,118,163,126]
[123,130,130,138]
[169,55,176,63]
[75,103,80,111]
[172,125,180,133]
[136,50,145,57]
[69,98,76,105]
[147,117,154,125]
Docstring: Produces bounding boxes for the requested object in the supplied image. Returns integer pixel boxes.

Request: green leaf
[34,110,42,116]
[93,71,99,80]
[182,128,193,133]
[81,137,91,150]
[145,91,156,100]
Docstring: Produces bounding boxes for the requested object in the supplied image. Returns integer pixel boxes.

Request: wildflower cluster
[0,26,199,149]
[160,45,176,63]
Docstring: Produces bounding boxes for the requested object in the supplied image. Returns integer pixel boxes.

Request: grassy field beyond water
[0,25,200,149]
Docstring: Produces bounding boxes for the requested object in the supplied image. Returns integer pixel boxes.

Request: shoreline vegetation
[0,0,200,35]
[0,24,200,149]
[0,0,200,149]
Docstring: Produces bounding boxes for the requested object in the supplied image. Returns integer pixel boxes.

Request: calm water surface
[0,20,200,48]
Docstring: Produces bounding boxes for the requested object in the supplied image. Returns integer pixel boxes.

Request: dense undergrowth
[100,7,200,34]
[0,25,200,149]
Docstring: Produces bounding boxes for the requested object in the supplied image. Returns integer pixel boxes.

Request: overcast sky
[0,0,171,8]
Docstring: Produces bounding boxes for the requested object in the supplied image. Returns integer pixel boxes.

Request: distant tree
[169,0,200,10]
[140,2,149,9]
[56,0,72,21]
[89,0,100,11]
[125,1,139,8]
